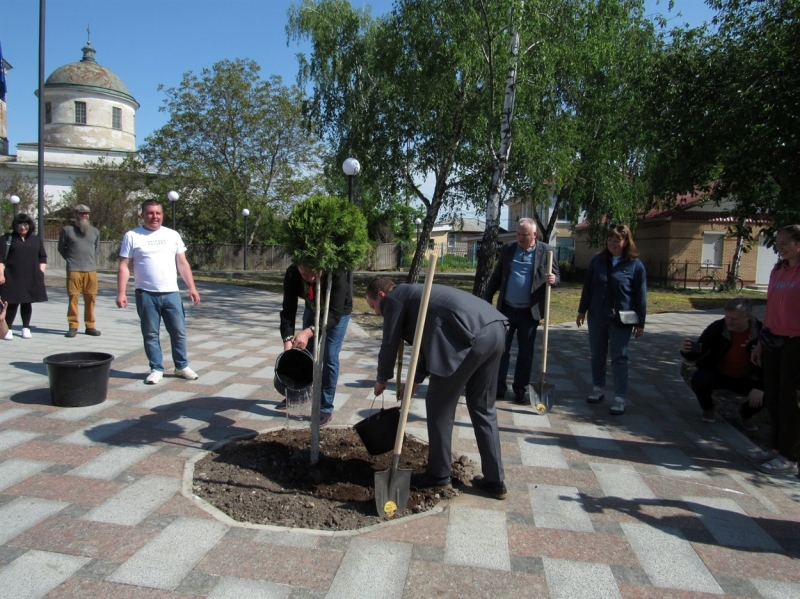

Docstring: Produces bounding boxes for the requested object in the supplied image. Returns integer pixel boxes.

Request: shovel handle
[541,250,553,380]
[393,250,438,456]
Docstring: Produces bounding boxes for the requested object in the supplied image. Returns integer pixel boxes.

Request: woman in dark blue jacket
[576,225,647,415]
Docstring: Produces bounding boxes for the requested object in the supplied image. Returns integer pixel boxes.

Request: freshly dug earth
[193,428,477,531]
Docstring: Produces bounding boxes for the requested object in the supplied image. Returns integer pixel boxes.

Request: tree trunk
[473,12,521,298]
[406,203,442,284]
[309,273,332,465]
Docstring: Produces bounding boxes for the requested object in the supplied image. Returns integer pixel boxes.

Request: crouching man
[680,298,764,429]
[366,277,509,499]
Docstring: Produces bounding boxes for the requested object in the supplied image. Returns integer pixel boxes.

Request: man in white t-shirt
[116,200,201,384]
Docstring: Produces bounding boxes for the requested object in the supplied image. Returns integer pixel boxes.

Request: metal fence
[43,240,401,272]
[641,260,743,288]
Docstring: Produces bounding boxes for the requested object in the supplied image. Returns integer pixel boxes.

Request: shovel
[531,250,555,414]
[375,250,438,519]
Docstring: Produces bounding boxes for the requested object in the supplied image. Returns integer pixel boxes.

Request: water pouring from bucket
[274,349,314,425]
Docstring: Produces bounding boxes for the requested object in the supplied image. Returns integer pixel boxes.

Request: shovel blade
[374,466,411,519]
[530,382,556,414]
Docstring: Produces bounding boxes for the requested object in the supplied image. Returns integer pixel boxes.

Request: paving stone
[56,418,138,446]
[0,408,32,424]
[621,522,723,594]
[609,564,651,586]
[67,444,159,480]
[0,497,69,544]
[518,435,568,469]
[73,557,124,580]
[326,537,411,599]
[410,544,444,563]
[750,578,800,599]
[543,557,622,599]
[175,570,222,596]
[0,549,90,597]
[139,391,198,411]
[207,576,291,599]
[683,496,783,551]
[45,401,120,421]
[569,424,622,452]
[107,517,229,590]
[445,506,510,571]
[529,483,594,532]
[640,445,709,480]
[510,555,544,575]
[0,430,42,452]
[83,474,181,526]
[590,463,657,501]
[0,458,52,491]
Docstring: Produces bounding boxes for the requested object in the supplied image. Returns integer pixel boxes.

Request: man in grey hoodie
[57,204,101,337]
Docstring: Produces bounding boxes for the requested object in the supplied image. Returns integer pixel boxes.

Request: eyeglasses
[16,223,30,228]
[607,224,628,236]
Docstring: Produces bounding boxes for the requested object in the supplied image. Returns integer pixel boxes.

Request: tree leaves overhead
[139,59,323,244]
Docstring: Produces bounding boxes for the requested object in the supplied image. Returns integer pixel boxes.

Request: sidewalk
[0,278,798,598]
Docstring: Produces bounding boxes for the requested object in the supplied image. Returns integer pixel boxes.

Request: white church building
[0,40,139,209]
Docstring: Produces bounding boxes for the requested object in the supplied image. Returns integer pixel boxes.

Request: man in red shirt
[680,298,764,428]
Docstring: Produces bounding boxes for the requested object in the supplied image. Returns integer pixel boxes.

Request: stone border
[181,424,445,536]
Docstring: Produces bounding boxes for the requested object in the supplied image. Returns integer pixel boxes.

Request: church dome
[45,42,138,107]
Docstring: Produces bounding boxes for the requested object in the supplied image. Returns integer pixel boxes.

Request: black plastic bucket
[354,407,401,455]
[274,348,313,396]
[43,352,115,408]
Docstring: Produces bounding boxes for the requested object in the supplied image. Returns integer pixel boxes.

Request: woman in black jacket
[0,214,48,340]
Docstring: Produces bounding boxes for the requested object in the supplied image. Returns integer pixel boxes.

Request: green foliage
[0,170,37,232]
[283,195,369,272]
[139,59,323,244]
[646,0,800,229]
[60,156,147,241]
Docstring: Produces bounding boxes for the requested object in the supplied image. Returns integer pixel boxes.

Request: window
[112,107,122,130]
[447,232,456,248]
[74,101,87,124]
[45,102,52,124]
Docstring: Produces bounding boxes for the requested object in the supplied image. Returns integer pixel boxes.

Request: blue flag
[0,40,7,101]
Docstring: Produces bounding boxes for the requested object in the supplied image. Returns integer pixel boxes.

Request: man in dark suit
[366,278,509,499]
[483,218,560,404]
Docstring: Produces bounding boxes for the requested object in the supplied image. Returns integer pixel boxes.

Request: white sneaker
[587,386,604,403]
[609,397,626,415]
[174,366,199,380]
[3,330,12,340]
[21,328,32,339]
[145,370,163,384]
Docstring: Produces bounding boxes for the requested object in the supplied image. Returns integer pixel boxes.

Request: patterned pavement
[0,273,799,598]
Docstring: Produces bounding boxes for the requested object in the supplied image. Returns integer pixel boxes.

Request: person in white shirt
[116,200,201,384]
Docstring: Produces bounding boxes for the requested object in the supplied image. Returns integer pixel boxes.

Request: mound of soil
[192,428,477,531]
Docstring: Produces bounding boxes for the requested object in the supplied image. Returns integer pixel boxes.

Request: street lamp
[414,217,422,243]
[242,208,250,271]
[167,190,179,229]
[342,158,360,204]
[9,195,21,217]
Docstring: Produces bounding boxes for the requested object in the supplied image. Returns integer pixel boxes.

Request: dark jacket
[377,284,507,384]
[578,253,647,326]
[279,266,352,340]
[0,232,48,304]
[680,316,763,382]
[482,241,561,320]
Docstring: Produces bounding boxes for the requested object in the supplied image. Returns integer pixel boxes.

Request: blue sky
[2,0,716,153]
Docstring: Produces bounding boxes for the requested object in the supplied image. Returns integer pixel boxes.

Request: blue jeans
[135,290,189,372]
[303,308,350,414]
[587,313,632,399]
[496,304,539,398]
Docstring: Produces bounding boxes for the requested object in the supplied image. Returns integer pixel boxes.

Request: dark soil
[192,428,477,531]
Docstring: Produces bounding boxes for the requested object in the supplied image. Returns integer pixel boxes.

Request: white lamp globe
[167,191,180,202]
[242,209,250,217]
[9,195,20,205]
[342,158,361,176]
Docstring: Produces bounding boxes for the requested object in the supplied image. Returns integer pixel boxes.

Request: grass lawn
[194,271,765,333]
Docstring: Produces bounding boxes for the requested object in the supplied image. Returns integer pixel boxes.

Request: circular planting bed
[192,427,477,531]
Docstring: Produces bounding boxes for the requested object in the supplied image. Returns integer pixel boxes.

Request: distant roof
[44,42,138,107]
[432,217,486,233]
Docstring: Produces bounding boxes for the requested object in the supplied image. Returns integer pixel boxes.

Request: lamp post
[414,217,422,244]
[167,190,179,230]
[342,158,360,204]
[242,208,250,271]
[9,195,21,217]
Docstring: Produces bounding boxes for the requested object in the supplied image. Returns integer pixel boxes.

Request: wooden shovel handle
[393,250,437,456]
[541,251,553,378]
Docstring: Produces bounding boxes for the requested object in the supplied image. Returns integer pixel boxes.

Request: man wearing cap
[58,204,101,337]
